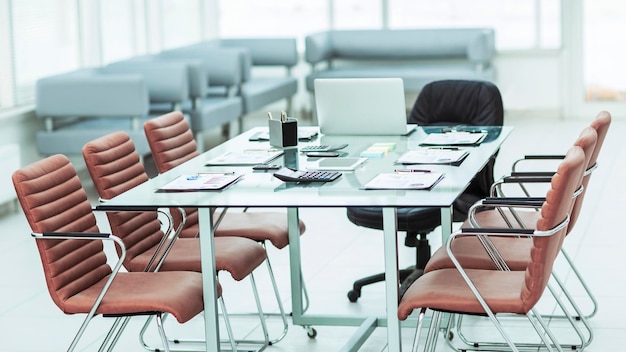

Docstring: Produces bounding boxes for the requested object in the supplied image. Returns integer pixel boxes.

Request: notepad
[395,148,469,165]
[419,131,487,146]
[205,149,284,166]
[363,172,445,190]
[159,174,243,191]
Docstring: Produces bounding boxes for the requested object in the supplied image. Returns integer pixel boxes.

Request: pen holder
[269,118,298,148]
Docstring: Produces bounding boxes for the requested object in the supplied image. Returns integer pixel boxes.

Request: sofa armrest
[467,28,496,67]
[305,31,332,65]
[159,44,246,87]
[219,38,298,68]
[102,61,189,103]
[36,69,149,117]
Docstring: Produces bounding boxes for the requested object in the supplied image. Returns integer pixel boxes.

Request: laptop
[314,78,416,136]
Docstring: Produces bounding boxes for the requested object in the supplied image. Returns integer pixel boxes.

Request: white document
[396,148,469,165]
[419,131,487,146]
[159,174,243,191]
[205,149,283,166]
[363,172,444,190]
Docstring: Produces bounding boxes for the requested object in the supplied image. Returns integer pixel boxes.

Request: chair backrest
[409,79,504,127]
[409,79,504,220]
[82,131,166,269]
[566,125,598,232]
[144,111,200,238]
[568,111,611,231]
[12,154,112,312]
[522,145,586,311]
[143,111,200,174]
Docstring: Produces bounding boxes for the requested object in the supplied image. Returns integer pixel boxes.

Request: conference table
[97,124,511,351]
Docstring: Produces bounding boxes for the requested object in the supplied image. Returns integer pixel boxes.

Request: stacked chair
[12,154,207,352]
[398,144,588,352]
[143,111,312,342]
[82,131,270,351]
[399,111,611,351]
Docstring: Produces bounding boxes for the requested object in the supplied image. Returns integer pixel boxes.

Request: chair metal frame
[143,111,311,343]
[30,231,178,352]
[411,217,572,352]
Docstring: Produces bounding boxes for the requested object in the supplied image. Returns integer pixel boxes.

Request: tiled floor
[0,110,623,351]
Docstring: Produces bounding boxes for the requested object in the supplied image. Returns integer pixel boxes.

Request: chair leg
[560,248,599,319]
[101,316,132,352]
[410,308,427,352]
[155,312,171,352]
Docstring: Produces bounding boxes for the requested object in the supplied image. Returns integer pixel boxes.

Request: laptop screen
[314,78,414,135]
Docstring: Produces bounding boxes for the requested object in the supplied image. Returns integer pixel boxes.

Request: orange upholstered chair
[424,112,611,320]
[398,145,586,352]
[12,154,207,352]
[143,111,309,342]
[82,131,270,349]
[418,114,610,350]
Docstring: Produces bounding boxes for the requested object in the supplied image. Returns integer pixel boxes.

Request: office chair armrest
[490,174,554,197]
[32,231,130,317]
[511,154,564,173]
[467,197,544,229]
[447,214,570,271]
[93,202,180,272]
[32,231,127,268]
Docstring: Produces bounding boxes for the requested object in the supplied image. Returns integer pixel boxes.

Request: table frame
[97,126,510,351]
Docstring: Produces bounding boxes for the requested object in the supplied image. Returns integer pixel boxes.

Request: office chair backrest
[143,111,200,174]
[409,79,504,220]
[409,79,504,127]
[566,111,611,232]
[522,145,585,310]
[12,154,112,312]
[565,125,597,233]
[82,131,166,269]
[144,112,200,238]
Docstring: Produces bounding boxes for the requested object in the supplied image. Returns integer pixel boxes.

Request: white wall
[494,50,561,112]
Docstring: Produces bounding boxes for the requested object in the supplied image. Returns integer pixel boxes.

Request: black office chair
[346,79,504,302]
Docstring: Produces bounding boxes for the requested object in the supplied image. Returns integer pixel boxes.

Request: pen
[428,147,459,151]
[198,172,235,175]
[280,111,287,123]
[395,169,431,173]
[267,112,274,120]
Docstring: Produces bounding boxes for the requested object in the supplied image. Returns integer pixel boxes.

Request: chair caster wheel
[347,289,360,302]
[447,331,454,341]
[305,326,317,339]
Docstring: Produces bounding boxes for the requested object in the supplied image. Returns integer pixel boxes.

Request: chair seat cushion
[65,271,207,323]
[346,207,441,234]
[129,237,266,281]
[215,211,306,249]
[424,210,539,273]
[398,268,529,320]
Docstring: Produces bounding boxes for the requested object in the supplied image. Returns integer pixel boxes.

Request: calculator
[299,144,348,153]
[273,168,342,182]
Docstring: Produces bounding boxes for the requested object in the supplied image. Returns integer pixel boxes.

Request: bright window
[11,0,79,104]
[388,0,561,50]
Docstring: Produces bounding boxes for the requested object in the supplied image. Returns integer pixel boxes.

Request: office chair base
[347,267,424,302]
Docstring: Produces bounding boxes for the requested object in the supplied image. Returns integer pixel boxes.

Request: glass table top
[97,125,512,210]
